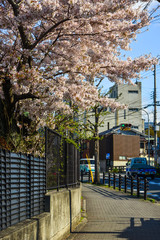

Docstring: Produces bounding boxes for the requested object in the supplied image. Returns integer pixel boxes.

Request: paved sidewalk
[66,184,160,240]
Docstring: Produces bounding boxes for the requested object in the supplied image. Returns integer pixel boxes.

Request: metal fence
[81,171,149,200]
[0,127,80,231]
[45,127,80,190]
[102,173,149,200]
[0,149,46,231]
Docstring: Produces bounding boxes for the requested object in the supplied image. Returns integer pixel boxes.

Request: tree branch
[30,18,70,49]
[39,30,61,66]
[14,92,39,104]
[7,0,31,49]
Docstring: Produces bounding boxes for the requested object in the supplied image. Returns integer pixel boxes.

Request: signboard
[106,153,110,160]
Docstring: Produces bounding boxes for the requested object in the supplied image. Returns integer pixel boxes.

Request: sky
[104,0,160,124]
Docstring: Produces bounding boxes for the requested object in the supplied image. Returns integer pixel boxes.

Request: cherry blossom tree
[0,0,157,152]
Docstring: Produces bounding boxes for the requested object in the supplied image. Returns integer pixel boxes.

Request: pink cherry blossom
[0,0,157,136]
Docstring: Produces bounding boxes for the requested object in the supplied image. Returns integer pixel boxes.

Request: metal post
[124,175,127,193]
[154,64,157,165]
[131,176,133,195]
[119,174,121,191]
[144,178,148,200]
[89,170,91,183]
[108,172,111,187]
[142,109,150,165]
[103,172,105,185]
[137,176,140,198]
[65,142,68,189]
[113,173,116,189]
[45,126,48,190]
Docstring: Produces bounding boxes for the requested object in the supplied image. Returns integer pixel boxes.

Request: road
[147,178,160,201]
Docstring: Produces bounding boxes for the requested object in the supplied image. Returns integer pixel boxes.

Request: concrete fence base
[0,185,81,240]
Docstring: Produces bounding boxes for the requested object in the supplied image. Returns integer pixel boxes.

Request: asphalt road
[147,178,160,201]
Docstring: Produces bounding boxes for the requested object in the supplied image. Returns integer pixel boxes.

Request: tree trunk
[0,77,17,140]
[94,107,100,184]
[0,99,9,137]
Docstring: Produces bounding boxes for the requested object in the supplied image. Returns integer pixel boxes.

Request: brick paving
[66,183,160,240]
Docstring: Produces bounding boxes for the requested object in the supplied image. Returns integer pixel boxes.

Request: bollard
[131,176,133,195]
[124,175,127,193]
[113,173,116,189]
[103,172,105,185]
[137,175,140,198]
[119,174,121,191]
[144,178,148,200]
[108,172,111,187]
[89,170,91,183]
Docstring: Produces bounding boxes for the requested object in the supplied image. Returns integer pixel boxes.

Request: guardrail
[103,172,149,200]
[81,171,149,200]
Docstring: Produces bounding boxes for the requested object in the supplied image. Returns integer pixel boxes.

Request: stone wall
[0,186,81,240]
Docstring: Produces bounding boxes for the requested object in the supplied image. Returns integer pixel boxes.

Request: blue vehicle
[126,157,156,179]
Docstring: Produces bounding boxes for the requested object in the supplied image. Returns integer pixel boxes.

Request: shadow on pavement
[71,217,160,240]
[84,184,133,200]
[118,217,160,240]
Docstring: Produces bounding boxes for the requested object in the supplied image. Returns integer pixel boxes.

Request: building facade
[88,126,149,172]
[100,82,143,132]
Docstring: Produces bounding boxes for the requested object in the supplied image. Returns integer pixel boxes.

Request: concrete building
[101,82,143,132]
[84,82,143,134]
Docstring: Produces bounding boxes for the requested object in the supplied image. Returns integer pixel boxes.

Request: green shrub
[111,168,119,173]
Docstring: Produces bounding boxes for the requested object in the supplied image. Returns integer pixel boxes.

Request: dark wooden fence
[81,171,149,200]
[0,149,46,231]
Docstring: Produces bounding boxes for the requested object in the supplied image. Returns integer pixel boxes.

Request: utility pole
[116,110,119,126]
[142,109,150,165]
[154,64,157,165]
[94,106,100,184]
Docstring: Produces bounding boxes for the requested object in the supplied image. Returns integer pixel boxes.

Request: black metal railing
[45,127,80,190]
[104,173,149,200]
[0,149,46,231]
[81,171,149,200]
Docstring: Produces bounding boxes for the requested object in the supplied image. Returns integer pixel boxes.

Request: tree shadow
[118,217,160,240]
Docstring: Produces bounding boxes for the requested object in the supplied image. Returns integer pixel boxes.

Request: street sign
[106,153,110,159]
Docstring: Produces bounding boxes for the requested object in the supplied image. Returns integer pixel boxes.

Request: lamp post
[142,109,150,165]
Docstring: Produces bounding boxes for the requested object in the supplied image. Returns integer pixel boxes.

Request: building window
[124,109,126,119]
[128,108,139,112]
[119,156,126,160]
[132,126,139,129]
[128,90,138,94]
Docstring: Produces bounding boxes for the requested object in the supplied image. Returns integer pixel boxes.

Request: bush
[111,168,119,173]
